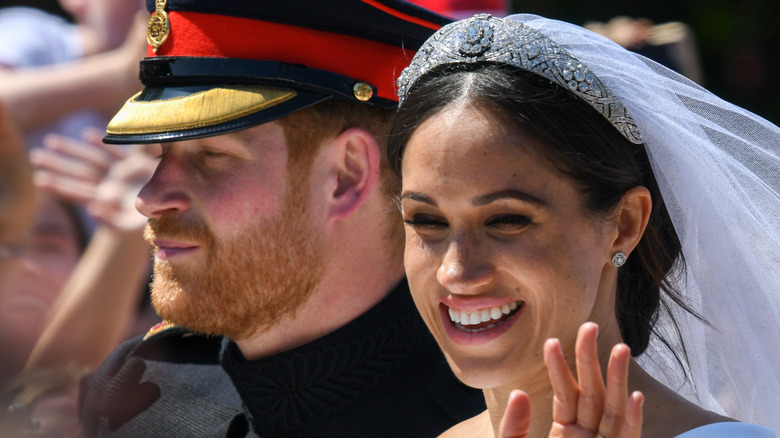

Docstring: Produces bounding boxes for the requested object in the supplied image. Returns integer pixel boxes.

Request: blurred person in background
[0,0,146,149]
[0,100,36,252]
[0,98,156,437]
[0,192,87,438]
[585,15,705,85]
[0,191,87,386]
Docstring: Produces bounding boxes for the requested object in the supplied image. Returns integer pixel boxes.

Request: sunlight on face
[400,103,616,388]
[146,180,326,340]
[139,123,327,340]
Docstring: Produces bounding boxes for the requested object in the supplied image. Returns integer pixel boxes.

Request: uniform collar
[219,280,437,435]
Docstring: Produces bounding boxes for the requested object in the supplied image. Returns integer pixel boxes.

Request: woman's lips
[440,300,524,345]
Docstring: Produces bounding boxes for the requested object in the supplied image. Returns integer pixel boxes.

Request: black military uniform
[80,0,485,436]
[82,282,484,437]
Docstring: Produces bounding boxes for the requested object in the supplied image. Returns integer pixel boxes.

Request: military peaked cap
[104,0,450,144]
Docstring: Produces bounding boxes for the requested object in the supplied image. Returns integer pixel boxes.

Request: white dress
[677,423,776,437]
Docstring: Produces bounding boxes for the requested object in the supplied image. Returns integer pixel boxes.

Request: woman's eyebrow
[399,192,436,206]
[472,189,547,207]
[399,189,547,208]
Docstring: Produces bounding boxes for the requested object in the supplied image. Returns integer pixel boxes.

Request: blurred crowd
[0,0,158,435]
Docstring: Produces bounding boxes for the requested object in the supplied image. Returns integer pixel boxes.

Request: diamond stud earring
[611,252,627,267]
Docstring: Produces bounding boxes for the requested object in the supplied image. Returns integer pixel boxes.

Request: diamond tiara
[396,14,643,144]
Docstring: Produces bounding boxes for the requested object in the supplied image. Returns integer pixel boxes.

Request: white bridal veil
[511,14,780,431]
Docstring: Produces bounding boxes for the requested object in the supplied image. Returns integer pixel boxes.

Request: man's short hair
[277,100,404,257]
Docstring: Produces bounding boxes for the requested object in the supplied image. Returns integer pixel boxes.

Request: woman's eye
[403,216,448,231]
[486,214,532,230]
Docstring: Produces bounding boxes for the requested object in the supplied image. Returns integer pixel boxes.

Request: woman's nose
[436,237,494,294]
[135,153,192,219]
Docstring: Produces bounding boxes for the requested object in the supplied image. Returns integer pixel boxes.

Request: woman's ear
[326,127,380,220]
[611,186,652,257]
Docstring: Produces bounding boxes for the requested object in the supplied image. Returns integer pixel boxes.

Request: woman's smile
[441,300,525,345]
[400,102,616,388]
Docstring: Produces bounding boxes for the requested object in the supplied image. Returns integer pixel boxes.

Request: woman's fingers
[544,337,579,425]
[575,323,605,433]
[544,323,644,437]
[623,391,644,438]
[598,343,630,435]
[498,390,532,438]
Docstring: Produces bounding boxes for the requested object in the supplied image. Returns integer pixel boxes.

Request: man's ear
[610,186,652,259]
[327,127,380,220]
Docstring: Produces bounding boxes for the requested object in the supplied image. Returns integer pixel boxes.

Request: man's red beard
[143,186,326,340]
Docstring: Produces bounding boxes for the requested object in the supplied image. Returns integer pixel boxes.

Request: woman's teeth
[448,300,521,326]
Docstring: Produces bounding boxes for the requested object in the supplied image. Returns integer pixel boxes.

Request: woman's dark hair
[388,63,702,359]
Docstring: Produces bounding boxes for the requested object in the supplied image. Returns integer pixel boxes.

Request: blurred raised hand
[30,129,157,231]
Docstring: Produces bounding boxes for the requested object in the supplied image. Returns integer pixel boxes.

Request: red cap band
[148,11,422,102]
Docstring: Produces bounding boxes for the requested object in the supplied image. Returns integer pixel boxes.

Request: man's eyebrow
[473,189,547,207]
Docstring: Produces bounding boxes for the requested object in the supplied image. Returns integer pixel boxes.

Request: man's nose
[135,153,192,219]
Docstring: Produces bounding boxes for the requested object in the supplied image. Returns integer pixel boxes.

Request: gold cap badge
[352,82,374,102]
[147,0,170,54]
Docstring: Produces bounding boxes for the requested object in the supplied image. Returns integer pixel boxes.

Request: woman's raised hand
[497,389,532,438]
[546,322,643,437]
[498,323,644,438]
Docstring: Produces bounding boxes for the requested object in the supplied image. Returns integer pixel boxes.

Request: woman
[388,14,779,437]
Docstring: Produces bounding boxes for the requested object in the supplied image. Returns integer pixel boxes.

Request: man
[80,0,484,436]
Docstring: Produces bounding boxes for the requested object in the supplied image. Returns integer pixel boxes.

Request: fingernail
[632,391,645,406]
[552,338,563,355]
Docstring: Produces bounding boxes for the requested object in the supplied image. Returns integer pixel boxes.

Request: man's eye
[199,150,225,158]
[195,150,231,165]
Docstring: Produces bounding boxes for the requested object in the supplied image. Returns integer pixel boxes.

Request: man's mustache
[144,215,214,248]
